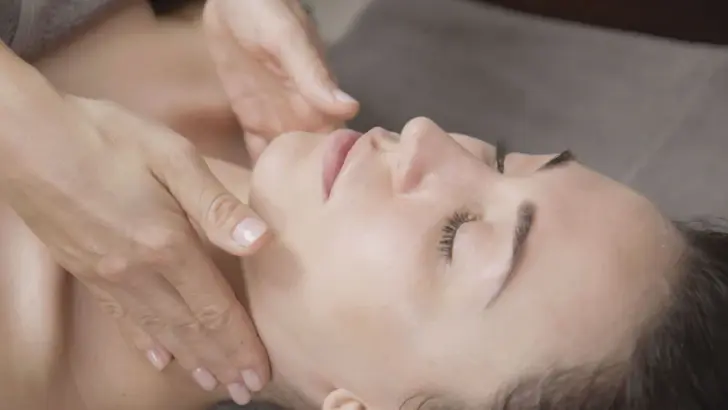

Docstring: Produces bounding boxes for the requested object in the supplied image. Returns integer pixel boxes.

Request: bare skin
[0,3,684,410]
[1,4,262,410]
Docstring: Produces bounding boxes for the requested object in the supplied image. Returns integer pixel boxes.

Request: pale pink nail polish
[192,368,218,391]
[242,369,262,392]
[228,383,251,405]
[333,89,356,104]
[145,348,170,371]
[233,218,268,247]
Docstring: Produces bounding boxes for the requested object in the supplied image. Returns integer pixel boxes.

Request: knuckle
[95,254,132,283]
[176,319,204,337]
[137,312,165,332]
[134,225,188,265]
[97,297,126,319]
[170,138,199,160]
[205,192,241,231]
[195,302,240,332]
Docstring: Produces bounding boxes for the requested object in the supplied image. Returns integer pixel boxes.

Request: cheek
[301,211,431,322]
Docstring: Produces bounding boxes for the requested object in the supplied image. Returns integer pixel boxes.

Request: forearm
[0,43,68,175]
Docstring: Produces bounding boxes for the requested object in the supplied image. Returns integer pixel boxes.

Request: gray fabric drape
[0,0,121,59]
[328,0,728,219]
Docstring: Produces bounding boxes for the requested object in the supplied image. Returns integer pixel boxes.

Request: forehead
[427,172,680,404]
[493,166,675,349]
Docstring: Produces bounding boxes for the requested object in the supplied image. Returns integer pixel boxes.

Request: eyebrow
[539,150,575,170]
[484,149,575,308]
[486,202,535,308]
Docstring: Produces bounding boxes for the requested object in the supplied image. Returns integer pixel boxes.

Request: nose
[393,117,464,193]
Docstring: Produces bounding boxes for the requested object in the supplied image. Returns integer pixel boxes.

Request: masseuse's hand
[203,0,359,157]
[0,66,269,402]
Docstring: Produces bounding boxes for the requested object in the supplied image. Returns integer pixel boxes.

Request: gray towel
[329,0,728,219]
[0,0,121,59]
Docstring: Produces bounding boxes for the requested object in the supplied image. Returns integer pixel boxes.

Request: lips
[322,129,362,199]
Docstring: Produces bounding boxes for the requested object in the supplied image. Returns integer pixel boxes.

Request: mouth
[322,129,363,200]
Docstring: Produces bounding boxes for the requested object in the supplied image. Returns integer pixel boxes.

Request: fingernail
[242,369,262,392]
[333,89,356,104]
[192,367,218,391]
[146,348,170,371]
[233,218,268,247]
[228,382,252,405]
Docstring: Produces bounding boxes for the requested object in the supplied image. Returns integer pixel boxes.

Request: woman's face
[245,117,681,409]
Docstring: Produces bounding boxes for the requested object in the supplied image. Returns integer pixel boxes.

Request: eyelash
[495,141,507,174]
[439,210,478,262]
[437,141,507,262]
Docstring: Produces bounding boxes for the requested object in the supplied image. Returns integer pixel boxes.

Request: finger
[83,281,173,371]
[205,21,305,137]
[221,4,357,117]
[123,244,269,390]
[156,142,271,255]
[112,279,226,390]
[244,132,269,165]
[117,317,173,371]
[81,99,271,255]
[274,26,358,116]
[156,241,269,386]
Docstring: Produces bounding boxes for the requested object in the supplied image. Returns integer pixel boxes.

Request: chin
[249,131,327,231]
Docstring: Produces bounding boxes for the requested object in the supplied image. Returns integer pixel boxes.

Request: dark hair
[147,0,197,16]
[479,219,728,410]
[217,221,728,410]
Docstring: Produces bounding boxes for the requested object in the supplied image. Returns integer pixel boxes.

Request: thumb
[79,98,272,256]
[273,25,358,116]
[244,132,269,165]
[152,144,271,256]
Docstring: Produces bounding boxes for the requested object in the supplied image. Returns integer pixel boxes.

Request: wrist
[0,66,67,176]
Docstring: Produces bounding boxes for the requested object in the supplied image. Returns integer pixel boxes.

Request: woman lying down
[3,4,728,410]
[4,114,728,410]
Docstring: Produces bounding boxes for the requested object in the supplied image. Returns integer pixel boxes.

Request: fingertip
[192,367,219,391]
[332,89,357,105]
[207,215,272,257]
[318,88,360,117]
[232,217,269,249]
[146,347,172,371]
[228,382,252,405]
[241,369,263,392]
[297,72,358,114]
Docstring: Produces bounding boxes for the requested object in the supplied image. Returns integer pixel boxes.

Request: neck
[67,266,309,410]
[68,155,323,409]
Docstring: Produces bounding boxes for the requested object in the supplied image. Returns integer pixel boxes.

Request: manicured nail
[242,369,262,392]
[333,89,356,104]
[228,382,252,405]
[192,367,218,391]
[146,348,170,371]
[233,218,268,247]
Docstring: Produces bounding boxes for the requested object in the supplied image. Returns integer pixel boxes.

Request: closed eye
[439,210,478,262]
[495,141,575,173]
